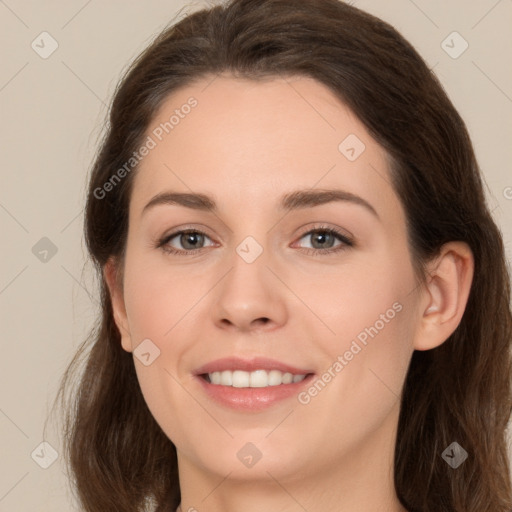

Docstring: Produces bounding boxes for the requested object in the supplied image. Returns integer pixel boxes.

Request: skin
[104,74,474,512]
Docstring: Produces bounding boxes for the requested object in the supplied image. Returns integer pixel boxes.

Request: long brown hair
[51,0,512,510]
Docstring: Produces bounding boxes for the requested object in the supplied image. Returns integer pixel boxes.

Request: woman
[54,0,512,510]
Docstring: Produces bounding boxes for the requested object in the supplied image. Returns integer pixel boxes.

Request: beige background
[0,0,511,510]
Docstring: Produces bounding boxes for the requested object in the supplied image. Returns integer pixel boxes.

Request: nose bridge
[229,208,283,280]
[221,201,274,270]
[212,227,287,330]
[226,230,273,303]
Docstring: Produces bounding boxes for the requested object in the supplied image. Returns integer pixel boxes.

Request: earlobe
[413,241,474,351]
[103,257,133,353]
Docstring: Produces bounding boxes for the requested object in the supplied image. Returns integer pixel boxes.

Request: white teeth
[282,372,293,384]
[232,370,250,388]
[206,369,307,387]
[268,370,284,386]
[220,370,232,386]
[210,372,222,385]
[247,369,267,388]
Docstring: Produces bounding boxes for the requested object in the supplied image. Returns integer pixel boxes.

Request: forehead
[129,74,402,225]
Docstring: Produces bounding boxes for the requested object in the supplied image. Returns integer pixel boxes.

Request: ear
[413,241,474,351]
[103,257,133,353]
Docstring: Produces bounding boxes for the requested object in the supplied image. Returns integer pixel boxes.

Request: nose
[212,248,288,333]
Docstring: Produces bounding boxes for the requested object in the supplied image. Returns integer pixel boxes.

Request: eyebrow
[141,188,379,219]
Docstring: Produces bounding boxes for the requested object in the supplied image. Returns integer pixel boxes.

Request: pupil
[183,232,202,249]
[314,231,331,248]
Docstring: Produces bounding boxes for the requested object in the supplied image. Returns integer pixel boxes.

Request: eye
[156,224,354,257]
[157,229,215,255]
[295,225,354,255]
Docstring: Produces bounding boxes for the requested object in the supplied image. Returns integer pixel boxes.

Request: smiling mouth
[200,369,314,388]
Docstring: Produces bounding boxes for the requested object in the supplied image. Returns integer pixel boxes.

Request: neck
[176,402,408,512]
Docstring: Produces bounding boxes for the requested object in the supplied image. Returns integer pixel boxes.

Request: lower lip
[195,374,316,411]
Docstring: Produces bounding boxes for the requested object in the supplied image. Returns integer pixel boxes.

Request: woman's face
[111,75,424,485]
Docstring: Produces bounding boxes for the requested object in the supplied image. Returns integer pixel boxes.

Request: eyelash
[156,224,354,257]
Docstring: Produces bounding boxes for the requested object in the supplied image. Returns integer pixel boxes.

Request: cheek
[304,257,413,342]
[310,253,416,396]
[122,253,204,345]
[122,257,202,444]
[293,295,414,463]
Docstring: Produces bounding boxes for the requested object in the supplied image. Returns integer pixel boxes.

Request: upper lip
[194,357,315,376]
